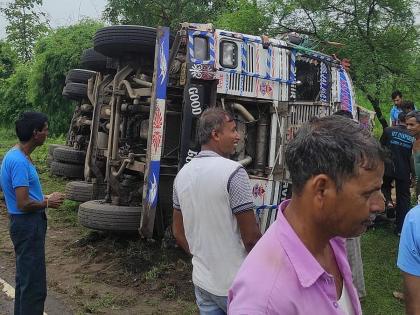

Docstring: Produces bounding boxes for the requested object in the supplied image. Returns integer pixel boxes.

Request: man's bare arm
[15,187,64,211]
[403,272,420,315]
[172,209,191,255]
[235,210,262,253]
[15,187,47,211]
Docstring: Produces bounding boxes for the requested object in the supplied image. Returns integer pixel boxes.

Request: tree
[214,0,271,34]
[266,0,419,129]
[0,40,18,79]
[103,0,238,29]
[0,64,33,123]
[27,20,103,135]
[0,0,49,62]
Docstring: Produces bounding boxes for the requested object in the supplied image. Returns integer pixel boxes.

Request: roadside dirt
[0,199,196,315]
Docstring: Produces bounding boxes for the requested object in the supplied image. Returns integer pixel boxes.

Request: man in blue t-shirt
[397,205,420,314]
[390,90,404,126]
[0,112,64,315]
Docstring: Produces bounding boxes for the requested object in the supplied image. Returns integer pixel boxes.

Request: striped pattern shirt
[173,150,254,214]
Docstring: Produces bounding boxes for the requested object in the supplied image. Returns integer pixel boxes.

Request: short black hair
[15,112,48,142]
[398,111,407,123]
[402,100,415,113]
[285,115,386,194]
[333,110,353,119]
[391,90,402,99]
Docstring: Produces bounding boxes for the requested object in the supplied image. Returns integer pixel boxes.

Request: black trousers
[9,212,47,315]
[381,176,411,232]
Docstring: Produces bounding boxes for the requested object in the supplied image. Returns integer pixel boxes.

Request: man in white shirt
[172,107,261,314]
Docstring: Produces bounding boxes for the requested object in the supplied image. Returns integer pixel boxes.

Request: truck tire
[78,200,141,232]
[48,144,67,156]
[92,182,107,200]
[62,83,87,100]
[50,161,84,179]
[80,48,108,71]
[93,25,156,58]
[46,155,53,168]
[65,181,93,202]
[65,69,96,84]
[53,147,86,165]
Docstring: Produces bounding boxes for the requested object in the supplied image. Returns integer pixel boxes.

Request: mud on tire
[65,181,93,202]
[78,200,141,232]
[66,181,106,202]
[50,161,84,179]
[53,147,86,165]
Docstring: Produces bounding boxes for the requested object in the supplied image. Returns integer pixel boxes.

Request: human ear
[311,174,335,199]
[211,129,219,141]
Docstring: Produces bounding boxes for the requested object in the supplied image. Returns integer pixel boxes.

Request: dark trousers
[9,212,47,315]
[382,176,411,232]
[381,176,393,204]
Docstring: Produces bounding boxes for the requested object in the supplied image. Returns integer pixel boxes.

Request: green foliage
[0,63,33,123]
[27,20,103,135]
[0,0,49,62]
[267,0,419,128]
[214,0,271,34]
[0,41,18,79]
[103,0,239,29]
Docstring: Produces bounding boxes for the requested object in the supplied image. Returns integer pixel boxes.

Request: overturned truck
[78,23,361,238]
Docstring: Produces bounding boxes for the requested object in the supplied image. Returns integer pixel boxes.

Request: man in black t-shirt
[380,112,414,235]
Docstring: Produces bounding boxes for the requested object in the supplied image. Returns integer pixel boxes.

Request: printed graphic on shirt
[389,131,414,149]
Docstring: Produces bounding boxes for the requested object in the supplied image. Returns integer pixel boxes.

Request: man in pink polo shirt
[228,115,387,315]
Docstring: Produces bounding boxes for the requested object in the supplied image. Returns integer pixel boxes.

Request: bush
[0,64,33,123]
[27,19,103,135]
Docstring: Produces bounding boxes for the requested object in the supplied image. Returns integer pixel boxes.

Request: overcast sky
[0,0,419,40]
[0,0,107,39]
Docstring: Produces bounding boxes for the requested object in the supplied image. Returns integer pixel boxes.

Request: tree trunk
[366,94,388,130]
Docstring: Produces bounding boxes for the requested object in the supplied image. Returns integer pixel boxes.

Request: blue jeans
[194,285,227,315]
[9,212,47,315]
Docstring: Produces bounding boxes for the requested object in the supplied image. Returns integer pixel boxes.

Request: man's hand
[172,208,191,255]
[46,192,65,209]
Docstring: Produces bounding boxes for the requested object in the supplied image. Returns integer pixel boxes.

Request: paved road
[0,262,73,315]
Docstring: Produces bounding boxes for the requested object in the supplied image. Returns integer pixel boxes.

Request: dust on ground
[0,199,197,315]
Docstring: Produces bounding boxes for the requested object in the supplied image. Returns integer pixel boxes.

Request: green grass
[361,223,405,315]
[81,292,136,313]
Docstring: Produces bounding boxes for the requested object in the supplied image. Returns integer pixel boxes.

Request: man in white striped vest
[172,107,261,315]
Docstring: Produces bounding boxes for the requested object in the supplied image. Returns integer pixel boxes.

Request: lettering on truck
[188,87,202,116]
[185,149,198,163]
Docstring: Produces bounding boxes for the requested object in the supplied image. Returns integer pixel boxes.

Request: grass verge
[361,222,405,315]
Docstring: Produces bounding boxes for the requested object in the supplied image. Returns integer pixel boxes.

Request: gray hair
[197,107,234,145]
[285,115,387,194]
[406,110,420,123]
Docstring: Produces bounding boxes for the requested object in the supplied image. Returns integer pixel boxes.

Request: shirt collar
[276,200,343,288]
[196,150,221,158]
